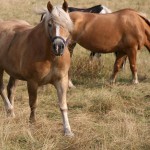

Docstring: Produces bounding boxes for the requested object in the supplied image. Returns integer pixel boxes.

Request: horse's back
[0,20,32,32]
[0,20,31,54]
[70,9,147,52]
[0,20,32,70]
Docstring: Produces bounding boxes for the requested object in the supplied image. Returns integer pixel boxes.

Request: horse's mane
[37,6,73,32]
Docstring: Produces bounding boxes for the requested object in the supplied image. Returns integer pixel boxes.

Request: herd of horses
[0,0,149,136]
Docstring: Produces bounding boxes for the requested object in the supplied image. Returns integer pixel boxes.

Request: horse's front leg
[7,77,18,117]
[110,52,127,84]
[0,69,14,117]
[68,41,76,88]
[27,80,38,123]
[55,75,73,136]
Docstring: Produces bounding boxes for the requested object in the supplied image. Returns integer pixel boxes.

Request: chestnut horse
[67,4,112,61]
[67,6,150,84]
[0,1,74,136]
[67,5,127,67]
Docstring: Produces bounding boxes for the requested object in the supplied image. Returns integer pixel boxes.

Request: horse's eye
[48,23,52,28]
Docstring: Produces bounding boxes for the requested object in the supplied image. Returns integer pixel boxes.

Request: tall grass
[0,0,150,150]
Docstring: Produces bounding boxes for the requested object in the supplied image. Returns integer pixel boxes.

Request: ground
[0,0,150,150]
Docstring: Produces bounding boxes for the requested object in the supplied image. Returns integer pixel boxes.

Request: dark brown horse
[67,4,150,84]
[0,1,74,136]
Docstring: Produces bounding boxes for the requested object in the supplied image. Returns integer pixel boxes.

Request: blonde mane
[37,6,73,32]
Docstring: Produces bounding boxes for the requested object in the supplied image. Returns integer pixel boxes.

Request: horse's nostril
[59,43,64,50]
[61,44,64,49]
[52,40,65,56]
[53,44,56,50]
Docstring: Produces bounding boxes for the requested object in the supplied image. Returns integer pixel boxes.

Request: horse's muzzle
[52,37,65,56]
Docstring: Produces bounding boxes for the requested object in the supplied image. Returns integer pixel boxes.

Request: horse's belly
[5,69,26,80]
[77,26,121,53]
[78,41,117,53]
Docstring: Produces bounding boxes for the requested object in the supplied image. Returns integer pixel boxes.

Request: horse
[0,1,74,136]
[67,5,128,64]
[63,1,150,84]
[64,4,127,87]
[67,4,112,60]
[67,5,113,88]
[40,4,129,87]
[40,4,112,62]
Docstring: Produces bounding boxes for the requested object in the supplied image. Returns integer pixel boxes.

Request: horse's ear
[47,1,53,13]
[62,0,68,12]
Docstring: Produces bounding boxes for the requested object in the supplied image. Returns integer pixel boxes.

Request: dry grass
[0,0,150,150]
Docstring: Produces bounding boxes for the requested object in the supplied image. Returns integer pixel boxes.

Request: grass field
[0,0,150,150]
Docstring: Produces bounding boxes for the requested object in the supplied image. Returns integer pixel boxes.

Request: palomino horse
[66,4,150,84]
[0,1,74,136]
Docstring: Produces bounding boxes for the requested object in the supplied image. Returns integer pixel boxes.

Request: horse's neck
[70,13,88,41]
[30,22,51,51]
[26,21,54,60]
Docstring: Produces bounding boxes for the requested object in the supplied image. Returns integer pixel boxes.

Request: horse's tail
[136,12,150,53]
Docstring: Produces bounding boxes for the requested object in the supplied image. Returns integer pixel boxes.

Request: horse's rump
[0,20,32,68]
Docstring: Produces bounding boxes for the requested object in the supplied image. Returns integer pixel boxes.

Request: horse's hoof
[6,106,15,118]
[65,132,74,137]
[7,112,15,118]
[69,85,76,89]
[132,80,139,84]
[29,118,36,124]
[64,129,74,137]
[110,80,115,85]
[68,81,76,89]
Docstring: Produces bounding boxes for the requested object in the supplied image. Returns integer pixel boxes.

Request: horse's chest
[39,65,64,85]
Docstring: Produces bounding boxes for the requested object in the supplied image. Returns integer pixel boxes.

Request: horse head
[43,0,73,56]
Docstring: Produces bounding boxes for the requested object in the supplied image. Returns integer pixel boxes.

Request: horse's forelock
[50,6,73,32]
[39,6,73,32]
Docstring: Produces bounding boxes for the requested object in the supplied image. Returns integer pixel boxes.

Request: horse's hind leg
[121,56,128,70]
[89,52,101,62]
[115,52,128,70]
[127,48,139,84]
[110,52,127,84]
[7,77,18,117]
[0,69,14,117]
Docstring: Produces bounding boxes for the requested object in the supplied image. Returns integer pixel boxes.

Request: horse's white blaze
[56,24,60,36]
[55,24,68,41]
